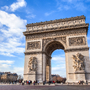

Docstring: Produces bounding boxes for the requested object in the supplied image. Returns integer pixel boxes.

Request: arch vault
[23,15,90,83]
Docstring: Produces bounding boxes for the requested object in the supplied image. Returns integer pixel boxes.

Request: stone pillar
[42,53,46,82]
[46,65,49,81]
[23,53,43,83]
[65,49,89,83]
[49,59,51,81]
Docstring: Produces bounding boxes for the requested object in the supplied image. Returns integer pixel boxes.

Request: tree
[17,75,23,83]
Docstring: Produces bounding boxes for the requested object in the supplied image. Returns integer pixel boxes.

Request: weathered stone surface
[27,41,41,50]
[69,36,86,46]
[23,15,90,83]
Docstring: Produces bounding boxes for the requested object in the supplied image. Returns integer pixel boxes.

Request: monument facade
[23,15,90,83]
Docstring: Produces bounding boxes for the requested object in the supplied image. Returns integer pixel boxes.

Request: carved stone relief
[27,41,41,50]
[73,53,85,71]
[26,29,86,40]
[43,37,66,48]
[69,36,86,46]
[28,57,37,72]
[26,17,85,31]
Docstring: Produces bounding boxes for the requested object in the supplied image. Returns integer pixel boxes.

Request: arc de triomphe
[23,15,90,83]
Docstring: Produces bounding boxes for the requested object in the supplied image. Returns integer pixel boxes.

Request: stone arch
[23,15,90,83]
[43,39,66,53]
[45,41,65,55]
[44,40,66,81]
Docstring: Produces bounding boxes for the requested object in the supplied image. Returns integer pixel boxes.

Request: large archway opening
[51,49,66,82]
[45,40,66,81]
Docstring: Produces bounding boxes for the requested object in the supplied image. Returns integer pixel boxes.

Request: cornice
[23,23,89,36]
[65,47,89,52]
[69,72,90,74]
[26,15,85,27]
[24,51,51,58]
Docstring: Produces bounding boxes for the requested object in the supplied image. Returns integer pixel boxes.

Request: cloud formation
[56,0,87,12]
[0,10,27,56]
[51,54,66,77]
[0,60,23,75]
[45,11,55,16]
[0,60,14,64]
[2,0,26,12]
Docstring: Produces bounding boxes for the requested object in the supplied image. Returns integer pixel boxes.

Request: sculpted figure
[28,57,37,72]
[73,53,85,71]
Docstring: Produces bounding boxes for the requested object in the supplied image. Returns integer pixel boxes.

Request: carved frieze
[69,36,86,46]
[73,53,85,71]
[26,29,86,40]
[42,37,66,48]
[26,15,85,31]
[27,41,41,50]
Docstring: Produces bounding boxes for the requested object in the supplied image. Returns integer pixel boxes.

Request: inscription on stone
[27,41,41,50]
[69,36,86,46]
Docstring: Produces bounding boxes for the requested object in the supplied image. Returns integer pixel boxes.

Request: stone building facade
[0,72,18,82]
[23,15,90,83]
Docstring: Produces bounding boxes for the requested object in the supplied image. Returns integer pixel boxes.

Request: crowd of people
[22,80,55,85]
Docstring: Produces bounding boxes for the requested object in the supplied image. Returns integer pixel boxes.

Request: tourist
[43,81,45,85]
[38,81,39,85]
[28,80,30,85]
[33,81,35,85]
[53,81,55,84]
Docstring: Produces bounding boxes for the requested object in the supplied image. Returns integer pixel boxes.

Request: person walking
[28,80,30,85]
[38,81,39,85]
[33,81,35,85]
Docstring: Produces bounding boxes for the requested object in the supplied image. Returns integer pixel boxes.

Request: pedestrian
[33,81,35,85]
[38,81,39,85]
[27,81,28,85]
[28,80,30,85]
[43,81,45,85]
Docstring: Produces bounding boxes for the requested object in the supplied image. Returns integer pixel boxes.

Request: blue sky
[0,0,90,77]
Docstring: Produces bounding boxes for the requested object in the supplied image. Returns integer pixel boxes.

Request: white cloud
[56,0,87,12]
[51,55,66,77]
[64,5,70,10]
[0,10,26,36]
[52,65,65,71]
[0,60,14,64]
[75,2,87,12]
[0,10,27,56]
[0,60,14,72]
[10,0,26,11]
[13,67,24,75]
[1,0,26,12]
[45,11,55,16]
[1,6,9,11]
[26,14,36,19]
[52,65,66,77]
[0,35,4,42]
[58,5,70,11]
[0,60,23,76]
[51,55,65,63]
[52,56,65,61]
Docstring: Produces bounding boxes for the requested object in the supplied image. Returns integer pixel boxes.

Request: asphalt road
[0,85,90,90]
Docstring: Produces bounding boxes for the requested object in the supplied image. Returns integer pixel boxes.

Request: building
[0,72,18,82]
[0,72,4,81]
